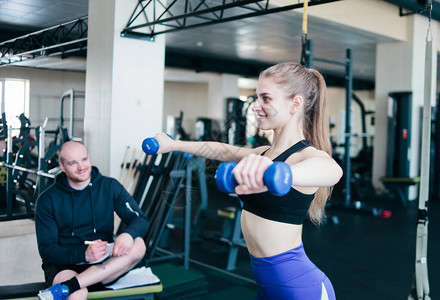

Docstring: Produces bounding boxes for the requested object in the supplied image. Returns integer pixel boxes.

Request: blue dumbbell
[142,134,172,155]
[142,137,160,155]
[215,161,292,196]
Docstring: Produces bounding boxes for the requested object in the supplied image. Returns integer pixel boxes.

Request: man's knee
[53,270,78,285]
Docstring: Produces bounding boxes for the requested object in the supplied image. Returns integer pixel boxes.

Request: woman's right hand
[232,153,273,195]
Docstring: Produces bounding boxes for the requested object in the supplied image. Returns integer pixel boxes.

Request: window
[0,78,30,137]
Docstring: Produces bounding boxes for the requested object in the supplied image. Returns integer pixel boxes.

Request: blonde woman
[154,62,342,299]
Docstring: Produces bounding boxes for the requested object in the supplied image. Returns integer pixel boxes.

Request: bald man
[35,141,148,300]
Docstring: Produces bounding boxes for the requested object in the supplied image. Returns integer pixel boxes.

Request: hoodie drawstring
[71,191,75,236]
[71,183,97,236]
[89,183,97,233]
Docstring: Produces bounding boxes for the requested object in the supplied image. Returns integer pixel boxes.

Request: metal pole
[38,126,45,171]
[1,79,5,115]
[60,89,73,133]
[6,127,13,217]
[70,89,74,139]
[0,162,56,179]
[184,159,192,269]
[37,126,46,196]
[344,49,353,206]
[308,39,314,68]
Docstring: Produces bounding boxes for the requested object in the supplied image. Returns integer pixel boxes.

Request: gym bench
[217,196,246,271]
[0,281,162,300]
[380,177,420,206]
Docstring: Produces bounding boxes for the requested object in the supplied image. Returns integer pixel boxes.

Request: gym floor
[163,183,440,300]
[1,179,438,299]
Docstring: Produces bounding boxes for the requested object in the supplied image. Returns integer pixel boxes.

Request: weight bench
[380,177,420,206]
[0,281,162,300]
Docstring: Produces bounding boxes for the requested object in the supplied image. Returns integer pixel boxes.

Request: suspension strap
[302,0,309,39]
[412,1,432,299]
[300,0,310,67]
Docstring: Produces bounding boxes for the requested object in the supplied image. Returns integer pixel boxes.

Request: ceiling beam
[384,0,440,20]
[0,17,87,66]
[0,3,374,90]
[121,0,341,40]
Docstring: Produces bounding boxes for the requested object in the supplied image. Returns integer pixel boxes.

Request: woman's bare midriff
[241,209,303,258]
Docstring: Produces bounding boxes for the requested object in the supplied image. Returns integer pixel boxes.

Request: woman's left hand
[232,154,273,195]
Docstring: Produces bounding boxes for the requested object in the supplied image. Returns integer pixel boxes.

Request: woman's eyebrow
[256,91,271,97]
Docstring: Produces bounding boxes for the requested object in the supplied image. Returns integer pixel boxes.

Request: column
[85,0,166,177]
[207,73,239,122]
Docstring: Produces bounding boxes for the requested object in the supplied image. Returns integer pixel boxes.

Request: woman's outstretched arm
[153,132,269,163]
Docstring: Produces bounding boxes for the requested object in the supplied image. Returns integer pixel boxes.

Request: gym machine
[302,38,384,218]
[195,117,221,142]
[60,89,85,141]
[380,92,420,206]
[226,98,247,146]
[343,94,376,202]
[0,112,6,140]
[37,89,85,161]
[0,125,59,221]
[125,138,202,270]
[0,114,39,194]
[166,111,190,141]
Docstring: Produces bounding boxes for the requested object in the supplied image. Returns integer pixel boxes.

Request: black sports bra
[239,140,315,225]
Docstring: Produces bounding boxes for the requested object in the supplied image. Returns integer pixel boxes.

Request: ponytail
[306,69,332,225]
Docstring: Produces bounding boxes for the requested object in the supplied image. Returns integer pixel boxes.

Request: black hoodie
[35,166,149,265]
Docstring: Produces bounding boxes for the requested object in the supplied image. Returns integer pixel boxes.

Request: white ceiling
[0,0,398,85]
[0,0,88,28]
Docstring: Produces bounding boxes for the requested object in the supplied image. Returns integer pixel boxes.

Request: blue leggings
[250,244,335,300]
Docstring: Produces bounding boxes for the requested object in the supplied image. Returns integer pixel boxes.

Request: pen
[84,241,97,245]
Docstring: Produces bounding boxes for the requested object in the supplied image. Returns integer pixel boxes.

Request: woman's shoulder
[302,146,330,157]
[286,145,330,164]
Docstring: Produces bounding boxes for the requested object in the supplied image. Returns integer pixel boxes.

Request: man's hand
[112,233,134,257]
[85,239,108,262]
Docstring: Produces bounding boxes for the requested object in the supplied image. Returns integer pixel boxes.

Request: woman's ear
[291,95,304,114]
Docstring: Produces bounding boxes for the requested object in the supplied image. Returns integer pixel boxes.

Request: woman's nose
[252,99,262,111]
